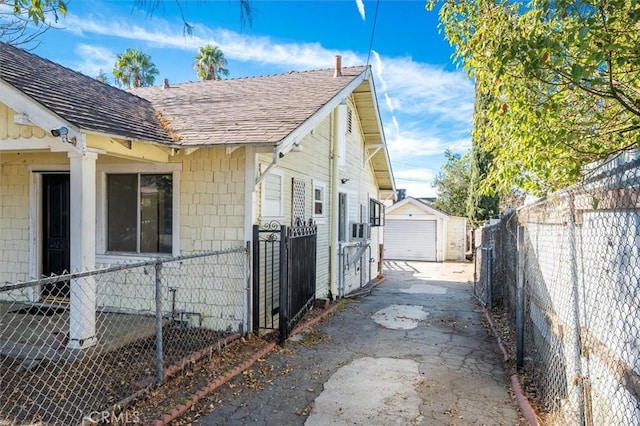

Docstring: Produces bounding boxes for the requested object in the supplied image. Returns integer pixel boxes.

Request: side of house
[256,95,387,298]
[0,43,395,346]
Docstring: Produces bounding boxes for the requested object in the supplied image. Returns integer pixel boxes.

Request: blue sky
[8,0,474,198]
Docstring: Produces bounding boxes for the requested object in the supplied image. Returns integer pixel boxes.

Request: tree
[466,144,500,226]
[113,48,159,88]
[432,150,471,217]
[427,0,640,196]
[466,82,500,226]
[1,0,67,47]
[95,69,110,84]
[194,44,229,80]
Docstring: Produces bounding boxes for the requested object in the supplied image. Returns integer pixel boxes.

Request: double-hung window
[107,173,173,254]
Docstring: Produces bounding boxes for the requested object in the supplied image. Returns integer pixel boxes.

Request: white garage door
[384,220,437,261]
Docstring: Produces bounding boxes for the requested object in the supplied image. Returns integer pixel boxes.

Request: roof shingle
[130,66,368,146]
[0,42,173,145]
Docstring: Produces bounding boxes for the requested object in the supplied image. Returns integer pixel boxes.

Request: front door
[41,173,71,300]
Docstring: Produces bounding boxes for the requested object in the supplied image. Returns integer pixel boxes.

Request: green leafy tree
[427,0,640,195]
[1,0,66,46]
[113,48,159,88]
[466,145,500,226]
[432,150,471,217]
[194,44,229,80]
[466,82,500,226]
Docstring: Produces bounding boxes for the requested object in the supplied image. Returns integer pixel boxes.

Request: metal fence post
[278,225,288,345]
[154,260,164,386]
[486,247,493,309]
[516,226,525,370]
[244,240,251,335]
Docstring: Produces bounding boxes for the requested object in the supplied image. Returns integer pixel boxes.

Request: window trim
[260,165,284,220]
[369,198,385,227]
[96,163,181,262]
[312,180,327,219]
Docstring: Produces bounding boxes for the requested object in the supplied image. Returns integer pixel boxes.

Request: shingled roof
[0,42,173,145]
[130,66,369,146]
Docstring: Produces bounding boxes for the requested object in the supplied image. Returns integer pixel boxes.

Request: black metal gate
[253,219,317,343]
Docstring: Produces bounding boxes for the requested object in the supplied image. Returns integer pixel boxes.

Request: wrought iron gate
[252,219,317,343]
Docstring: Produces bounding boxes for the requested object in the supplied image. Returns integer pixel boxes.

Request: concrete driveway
[196,261,524,425]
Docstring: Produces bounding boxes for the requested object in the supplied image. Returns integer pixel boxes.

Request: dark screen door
[41,174,71,300]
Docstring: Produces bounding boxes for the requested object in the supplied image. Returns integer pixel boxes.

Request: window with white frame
[261,168,284,218]
[107,173,173,254]
[313,181,326,217]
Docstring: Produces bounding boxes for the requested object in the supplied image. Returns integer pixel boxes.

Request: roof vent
[334,55,342,78]
[163,78,170,89]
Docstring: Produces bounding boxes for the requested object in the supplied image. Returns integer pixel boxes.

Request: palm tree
[194,44,229,81]
[95,69,110,84]
[113,48,159,88]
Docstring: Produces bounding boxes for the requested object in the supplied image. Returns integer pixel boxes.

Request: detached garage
[383,197,467,262]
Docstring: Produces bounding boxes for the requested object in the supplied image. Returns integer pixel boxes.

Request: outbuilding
[383,197,466,262]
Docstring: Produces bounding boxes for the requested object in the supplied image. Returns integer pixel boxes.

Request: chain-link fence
[0,246,248,425]
[478,151,640,425]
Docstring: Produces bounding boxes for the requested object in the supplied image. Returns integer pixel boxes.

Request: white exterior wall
[96,147,247,331]
[339,98,382,294]
[0,152,69,302]
[257,96,384,298]
[179,148,245,252]
[0,154,36,288]
[445,216,467,261]
[258,118,332,296]
[0,136,247,330]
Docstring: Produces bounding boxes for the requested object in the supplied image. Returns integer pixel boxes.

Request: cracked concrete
[195,261,524,425]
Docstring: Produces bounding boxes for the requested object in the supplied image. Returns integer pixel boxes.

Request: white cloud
[355,0,366,21]
[393,168,438,198]
[62,13,363,71]
[72,44,115,79]
[58,11,474,200]
[372,55,474,126]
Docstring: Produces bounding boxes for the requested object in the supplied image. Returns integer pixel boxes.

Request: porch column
[67,150,98,349]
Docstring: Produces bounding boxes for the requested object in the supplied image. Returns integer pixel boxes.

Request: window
[369,198,385,227]
[262,169,284,218]
[313,181,326,217]
[347,107,353,134]
[107,173,173,254]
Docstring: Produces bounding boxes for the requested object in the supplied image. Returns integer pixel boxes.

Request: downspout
[330,101,347,299]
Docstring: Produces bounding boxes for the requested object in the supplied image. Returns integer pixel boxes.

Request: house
[384,197,466,262]
[0,43,395,348]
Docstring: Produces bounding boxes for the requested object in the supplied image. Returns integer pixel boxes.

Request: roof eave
[0,79,84,155]
[275,68,370,159]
